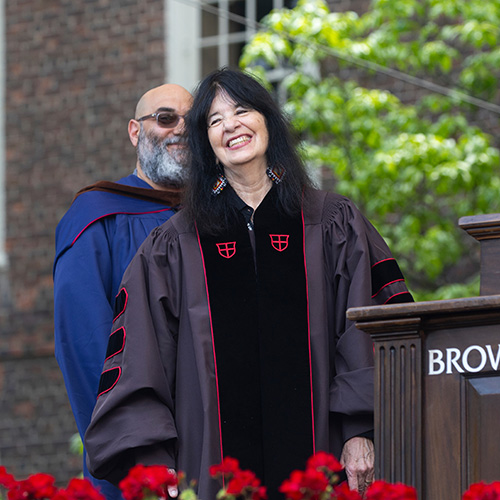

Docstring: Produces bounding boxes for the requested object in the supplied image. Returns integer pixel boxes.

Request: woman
[85,69,412,499]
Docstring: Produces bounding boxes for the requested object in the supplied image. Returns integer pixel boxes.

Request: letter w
[486,344,500,370]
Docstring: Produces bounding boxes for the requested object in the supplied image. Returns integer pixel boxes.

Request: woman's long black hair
[184,67,312,235]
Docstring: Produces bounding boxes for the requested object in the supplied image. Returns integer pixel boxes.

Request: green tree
[240,0,500,300]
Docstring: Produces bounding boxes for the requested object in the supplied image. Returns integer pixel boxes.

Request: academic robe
[85,188,412,499]
[54,174,180,500]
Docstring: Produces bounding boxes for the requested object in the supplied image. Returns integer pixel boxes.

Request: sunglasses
[137,111,186,129]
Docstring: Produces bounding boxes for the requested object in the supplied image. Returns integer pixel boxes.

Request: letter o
[462,345,487,373]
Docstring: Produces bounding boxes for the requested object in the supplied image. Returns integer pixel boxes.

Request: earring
[266,165,286,185]
[212,170,228,196]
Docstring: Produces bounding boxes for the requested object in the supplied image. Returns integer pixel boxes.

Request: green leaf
[69,432,83,456]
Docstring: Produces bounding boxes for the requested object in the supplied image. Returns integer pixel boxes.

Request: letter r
[446,347,464,374]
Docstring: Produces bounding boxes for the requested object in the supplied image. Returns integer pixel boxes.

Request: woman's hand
[340,436,375,495]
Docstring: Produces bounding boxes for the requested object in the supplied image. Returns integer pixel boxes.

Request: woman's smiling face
[207,90,269,176]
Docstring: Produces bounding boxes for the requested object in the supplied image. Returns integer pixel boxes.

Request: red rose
[279,469,329,500]
[365,480,417,500]
[52,478,104,500]
[463,481,500,500]
[251,486,268,500]
[301,468,330,495]
[225,470,266,500]
[279,471,305,500]
[0,466,16,489]
[209,457,241,479]
[306,452,343,474]
[7,473,58,500]
[333,482,363,500]
[119,465,148,500]
[119,464,177,500]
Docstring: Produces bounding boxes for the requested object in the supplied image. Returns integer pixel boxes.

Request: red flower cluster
[280,452,343,500]
[209,457,267,500]
[279,452,418,500]
[306,453,344,477]
[53,478,105,500]
[0,469,104,500]
[280,469,330,500]
[118,464,178,500]
[1,460,499,500]
[209,456,241,478]
[0,467,16,490]
[364,480,417,500]
[333,482,365,500]
[463,481,500,500]
[6,473,58,500]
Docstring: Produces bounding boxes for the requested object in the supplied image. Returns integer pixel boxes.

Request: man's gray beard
[137,129,188,187]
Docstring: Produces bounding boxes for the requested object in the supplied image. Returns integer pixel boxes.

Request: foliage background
[240,0,500,300]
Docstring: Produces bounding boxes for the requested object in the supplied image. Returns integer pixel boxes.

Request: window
[166,0,294,91]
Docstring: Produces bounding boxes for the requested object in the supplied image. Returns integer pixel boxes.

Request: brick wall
[2,0,166,482]
[0,356,82,479]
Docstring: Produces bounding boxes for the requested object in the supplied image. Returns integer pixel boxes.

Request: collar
[226,185,254,228]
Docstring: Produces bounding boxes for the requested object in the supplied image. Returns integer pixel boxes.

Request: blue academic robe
[54,174,177,500]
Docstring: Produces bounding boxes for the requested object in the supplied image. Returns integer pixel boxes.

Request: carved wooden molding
[459,213,500,241]
[375,336,422,492]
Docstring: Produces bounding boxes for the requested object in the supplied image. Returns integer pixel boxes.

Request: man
[54,84,192,500]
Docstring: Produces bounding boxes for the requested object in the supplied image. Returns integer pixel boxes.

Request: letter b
[429,349,445,375]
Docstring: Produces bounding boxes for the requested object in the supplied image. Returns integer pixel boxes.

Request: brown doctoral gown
[85,188,412,499]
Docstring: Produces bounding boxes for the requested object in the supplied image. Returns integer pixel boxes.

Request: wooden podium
[347,214,500,500]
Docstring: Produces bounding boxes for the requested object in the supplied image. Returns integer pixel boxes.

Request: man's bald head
[135,84,192,120]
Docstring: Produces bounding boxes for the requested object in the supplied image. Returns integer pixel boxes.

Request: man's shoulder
[61,174,148,211]
[54,175,175,260]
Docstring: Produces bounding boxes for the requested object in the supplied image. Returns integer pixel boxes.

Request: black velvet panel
[97,367,121,398]
[198,188,314,498]
[113,288,128,323]
[253,192,314,495]
[371,258,404,296]
[199,216,264,478]
[105,327,125,361]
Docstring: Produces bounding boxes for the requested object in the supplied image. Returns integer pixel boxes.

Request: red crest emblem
[270,234,289,252]
[216,241,236,259]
